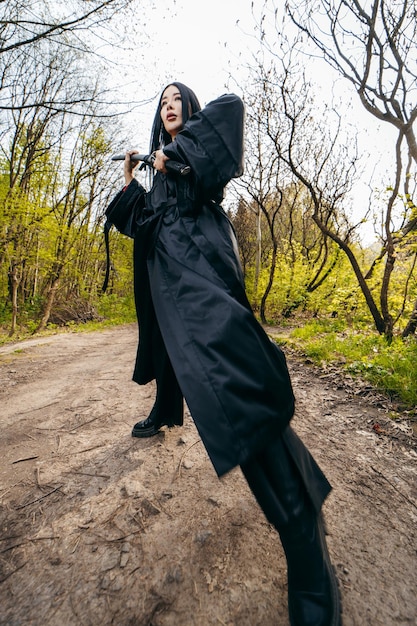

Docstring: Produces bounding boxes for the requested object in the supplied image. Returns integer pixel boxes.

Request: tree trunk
[379,248,395,340]
[260,242,277,324]
[402,299,417,338]
[254,207,262,306]
[36,276,60,333]
[312,214,386,334]
[8,265,19,336]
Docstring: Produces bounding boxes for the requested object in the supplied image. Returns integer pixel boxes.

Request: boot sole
[131,427,162,438]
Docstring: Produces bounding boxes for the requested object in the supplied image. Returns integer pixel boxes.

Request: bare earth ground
[0,324,416,626]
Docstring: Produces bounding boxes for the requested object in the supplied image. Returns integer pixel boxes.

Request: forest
[1,0,416,408]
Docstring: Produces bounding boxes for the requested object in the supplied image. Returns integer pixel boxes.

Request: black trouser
[150,320,184,427]
[240,427,331,533]
[241,430,342,626]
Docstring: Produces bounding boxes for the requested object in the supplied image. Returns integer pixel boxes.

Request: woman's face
[160,85,183,139]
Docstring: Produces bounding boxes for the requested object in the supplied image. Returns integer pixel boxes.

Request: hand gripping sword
[111,153,191,176]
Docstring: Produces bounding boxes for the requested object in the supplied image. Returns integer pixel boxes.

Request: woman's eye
[160,95,181,109]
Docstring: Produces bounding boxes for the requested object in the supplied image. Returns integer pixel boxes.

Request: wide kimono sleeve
[104,178,146,239]
[162,93,245,195]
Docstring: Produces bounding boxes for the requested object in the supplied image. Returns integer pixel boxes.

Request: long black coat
[105,95,327,502]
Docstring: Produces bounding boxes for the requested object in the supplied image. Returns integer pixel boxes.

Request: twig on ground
[35,467,41,488]
[70,444,106,455]
[89,528,143,543]
[68,415,102,431]
[12,456,38,464]
[0,481,24,499]
[370,465,417,510]
[100,503,126,526]
[130,512,146,532]
[0,561,28,583]
[66,471,110,479]
[1,536,60,553]
[174,439,201,480]
[18,401,60,416]
[15,485,63,510]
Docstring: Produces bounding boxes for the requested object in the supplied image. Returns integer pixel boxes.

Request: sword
[111,153,191,176]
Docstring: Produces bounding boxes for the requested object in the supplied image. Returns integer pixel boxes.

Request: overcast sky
[103,0,259,155]
[105,0,397,242]
[109,0,394,152]
[136,0,255,103]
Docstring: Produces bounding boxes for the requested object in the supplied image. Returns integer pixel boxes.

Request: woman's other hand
[124,150,140,185]
[153,149,169,174]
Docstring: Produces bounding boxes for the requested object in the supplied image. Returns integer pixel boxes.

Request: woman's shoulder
[201,93,244,118]
[207,92,243,106]
[184,92,244,147]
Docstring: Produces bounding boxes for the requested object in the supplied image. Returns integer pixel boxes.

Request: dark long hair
[149,82,201,153]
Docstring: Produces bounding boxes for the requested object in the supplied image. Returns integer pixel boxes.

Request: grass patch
[282,318,417,409]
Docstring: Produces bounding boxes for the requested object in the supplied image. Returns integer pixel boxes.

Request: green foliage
[285,318,417,408]
[245,225,417,338]
[96,294,136,326]
[244,236,348,320]
[0,112,131,334]
[306,255,368,322]
[346,339,417,408]
[0,293,137,345]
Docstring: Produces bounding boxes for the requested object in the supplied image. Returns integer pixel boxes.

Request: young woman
[105,82,342,626]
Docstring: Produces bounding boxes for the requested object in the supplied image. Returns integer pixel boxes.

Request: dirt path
[0,325,416,626]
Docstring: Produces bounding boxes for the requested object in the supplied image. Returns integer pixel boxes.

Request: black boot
[131,405,176,438]
[131,413,162,438]
[132,345,183,438]
[241,429,342,626]
[279,509,341,626]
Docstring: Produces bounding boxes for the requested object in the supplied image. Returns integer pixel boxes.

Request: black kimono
[106,94,330,510]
